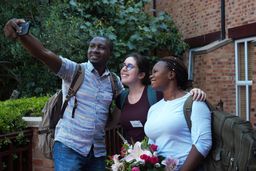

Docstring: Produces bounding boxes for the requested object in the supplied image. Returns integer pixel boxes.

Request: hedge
[0,97,48,135]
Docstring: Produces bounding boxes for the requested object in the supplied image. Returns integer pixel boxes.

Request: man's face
[87,37,111,66]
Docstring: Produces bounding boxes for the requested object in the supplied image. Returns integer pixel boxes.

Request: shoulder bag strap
[110,72,119,100]
[183,95,193,132]
[119,89,129,110]
[60,64,84,118]
[147,85,158,106]
[183,96,214,132]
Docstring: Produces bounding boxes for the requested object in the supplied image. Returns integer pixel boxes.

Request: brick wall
[148,0,256,128]
[31,127,54,171]
[23,117,123,170]
[251,45,256,127]
[192,43,236,114]
[154,0,221,39]
[22,117,54,171]
[187,41,256,127]
[226,0,256,29]
[152,0,256,39]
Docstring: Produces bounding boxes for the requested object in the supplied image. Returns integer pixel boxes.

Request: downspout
[153,0,157,56]
[153,0,157,17]
[189,0,226,80]
[221,0,226,40]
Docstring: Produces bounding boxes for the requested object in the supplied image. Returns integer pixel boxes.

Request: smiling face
[150,61,171,91]
[120,56,144,86]
[87,37,111,67]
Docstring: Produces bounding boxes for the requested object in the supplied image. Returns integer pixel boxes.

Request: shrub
[1,0,187,98]
[0,96,48,135]
[0,96,48,149]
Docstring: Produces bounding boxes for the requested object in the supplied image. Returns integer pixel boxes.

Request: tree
[0,0,187,98]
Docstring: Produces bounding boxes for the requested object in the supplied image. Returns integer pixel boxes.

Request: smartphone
[17,21,30,36]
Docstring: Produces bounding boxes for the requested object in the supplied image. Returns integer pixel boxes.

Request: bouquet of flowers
[106,132,179,171]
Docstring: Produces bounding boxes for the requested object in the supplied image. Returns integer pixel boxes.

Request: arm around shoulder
[105,106,121,130]
[189,88,206,101]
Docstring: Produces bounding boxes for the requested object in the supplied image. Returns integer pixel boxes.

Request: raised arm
[3,18,61,74]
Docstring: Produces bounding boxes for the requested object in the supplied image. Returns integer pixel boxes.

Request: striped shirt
[54,57,124,157]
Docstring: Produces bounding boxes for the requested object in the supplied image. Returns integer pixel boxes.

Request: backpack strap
[119,89,129,110]
[183,95,194,132]
[60,64,84,118]
[183,95,214,132]
[110,72,119,100]
[108,72,121,122]
[118,85,158,110]
[147,85,158,106]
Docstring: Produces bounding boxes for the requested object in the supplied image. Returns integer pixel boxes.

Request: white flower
[161,156,179,171]
[153,151,158,156]
[111,154,125,171]
[123,141,152,163]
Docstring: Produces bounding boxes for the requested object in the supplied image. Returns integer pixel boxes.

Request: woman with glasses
[107,53,206,143]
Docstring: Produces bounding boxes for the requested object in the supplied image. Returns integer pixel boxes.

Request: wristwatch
[17,21,30,36]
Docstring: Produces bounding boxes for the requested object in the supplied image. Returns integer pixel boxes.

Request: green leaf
[1,0,187,98]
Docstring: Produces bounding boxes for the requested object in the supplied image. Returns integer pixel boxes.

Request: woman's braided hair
[159,56,189,90]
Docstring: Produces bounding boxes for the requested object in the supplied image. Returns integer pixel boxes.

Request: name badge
[130,120,143,128]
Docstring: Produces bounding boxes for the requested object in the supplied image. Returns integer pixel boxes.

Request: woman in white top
[144,56,212,171]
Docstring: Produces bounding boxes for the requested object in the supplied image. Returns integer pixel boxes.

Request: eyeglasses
[120,63,136,71]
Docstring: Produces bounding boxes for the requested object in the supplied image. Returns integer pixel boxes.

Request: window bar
[235,41,239,117]
[244,41,250,121]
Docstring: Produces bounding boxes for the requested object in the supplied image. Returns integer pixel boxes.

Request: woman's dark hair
[126,53,150,85]
[159,56,189,90]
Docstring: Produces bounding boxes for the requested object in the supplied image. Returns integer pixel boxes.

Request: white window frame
[235,37,255,120]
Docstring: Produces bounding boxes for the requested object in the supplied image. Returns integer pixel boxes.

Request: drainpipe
[221,0,226,40]
[153,0,156,17]
[153,0,157,56]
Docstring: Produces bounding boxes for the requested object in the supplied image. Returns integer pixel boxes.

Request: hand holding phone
[17,21,30,36]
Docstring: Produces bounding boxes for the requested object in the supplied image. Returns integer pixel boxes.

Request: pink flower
[106,136,179,171]
[131,167,140,171]
[140,154,150,161]
[161,157,179,171]
[120,146,127,157]
[150,144,158,152]
[149,156,159,164]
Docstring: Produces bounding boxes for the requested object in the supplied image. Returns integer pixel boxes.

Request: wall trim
[228,22,256,40]
[185,31,221,48]
[22,117,41,127]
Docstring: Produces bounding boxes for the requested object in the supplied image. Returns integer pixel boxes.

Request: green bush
[0,61,20,100]
[1,0,187,98]
[0,96,48,149]
[0,96,48,135]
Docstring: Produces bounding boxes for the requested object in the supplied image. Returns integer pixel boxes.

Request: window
[235,37,255,121]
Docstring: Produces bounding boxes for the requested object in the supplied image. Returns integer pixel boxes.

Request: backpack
[183,95,256,171]
[117,85,158,110]
[38,65,119,159]
[38,64,84,159]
